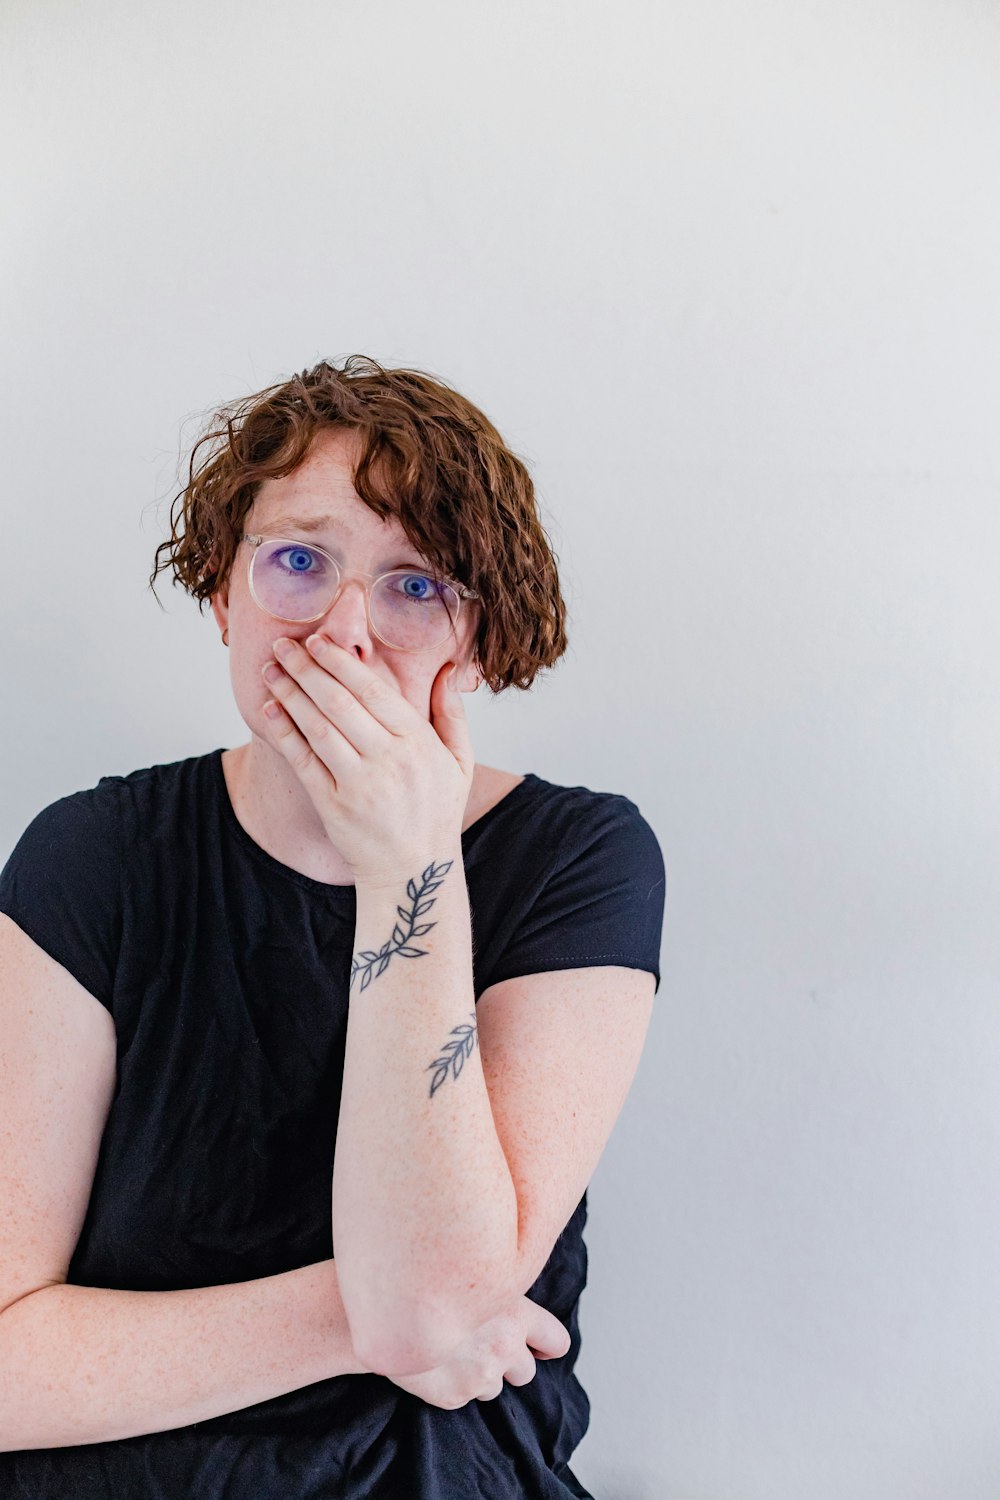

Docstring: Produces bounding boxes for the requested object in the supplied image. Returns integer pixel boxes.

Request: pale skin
[210,426,571,1400]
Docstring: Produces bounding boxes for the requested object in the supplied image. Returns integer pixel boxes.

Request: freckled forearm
[331,846,519,1367]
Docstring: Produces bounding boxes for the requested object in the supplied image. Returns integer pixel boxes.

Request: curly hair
[148,355,568,692]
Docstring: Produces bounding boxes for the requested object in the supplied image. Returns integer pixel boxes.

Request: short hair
[148,355,568,692]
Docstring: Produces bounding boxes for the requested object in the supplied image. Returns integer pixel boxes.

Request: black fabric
[0,748,665,1499]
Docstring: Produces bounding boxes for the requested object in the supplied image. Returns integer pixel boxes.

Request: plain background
[3,2,1000,1497]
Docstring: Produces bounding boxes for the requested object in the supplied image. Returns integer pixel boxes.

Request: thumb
[431,660,474,765]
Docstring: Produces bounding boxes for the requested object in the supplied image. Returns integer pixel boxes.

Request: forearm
[0,1258,368,1453]
[332,845,519,1370]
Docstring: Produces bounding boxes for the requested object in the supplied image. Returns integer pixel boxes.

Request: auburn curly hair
[148,355,568,692]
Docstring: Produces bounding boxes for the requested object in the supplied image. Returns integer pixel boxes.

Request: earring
[222,627,230,647]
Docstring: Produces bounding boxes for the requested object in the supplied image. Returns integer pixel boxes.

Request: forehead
[250,429,407,541]
[252,428,359,514]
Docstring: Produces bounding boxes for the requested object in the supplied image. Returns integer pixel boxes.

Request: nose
[310,569,376,656]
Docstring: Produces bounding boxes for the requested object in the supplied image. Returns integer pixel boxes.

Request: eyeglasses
[240,533,480,653]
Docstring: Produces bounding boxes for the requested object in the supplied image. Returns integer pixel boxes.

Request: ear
[452,649,483,692]
[209,591,229,639]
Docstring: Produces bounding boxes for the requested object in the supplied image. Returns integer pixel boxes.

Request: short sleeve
[482,793,666,995]
[0,783,122,1014]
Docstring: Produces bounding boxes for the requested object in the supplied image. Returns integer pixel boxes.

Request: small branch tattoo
[350,858,454,993]
[426,1014,478,1098]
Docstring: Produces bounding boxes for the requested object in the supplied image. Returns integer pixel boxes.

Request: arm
[255,640,662,1377]
[335,933,659,1379]
[0,1258,366,1452]
[331,848,520,1374]
[0,912,367,1453]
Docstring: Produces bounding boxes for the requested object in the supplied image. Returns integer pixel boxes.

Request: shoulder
[469,771,666,997]
[98,749,217,803]
[2,773,124,863]
[0,771,138,1014]
[471,766,665,901]
[522,770,662,864]
[87,751,223,846]
[2,750,220,874]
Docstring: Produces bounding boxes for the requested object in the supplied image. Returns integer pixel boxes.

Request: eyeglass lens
[251,539,462,648]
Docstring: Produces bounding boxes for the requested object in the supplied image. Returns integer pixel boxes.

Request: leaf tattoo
[350,858,454,994]
[426,1013,479,1099]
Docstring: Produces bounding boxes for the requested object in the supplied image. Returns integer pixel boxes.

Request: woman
[0,356,666,1498]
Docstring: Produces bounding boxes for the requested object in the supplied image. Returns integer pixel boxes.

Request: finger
[475,1378,506,1402]
[501,1351,538,1388]
[260,696,344,806]
[261,661,360,782]
[302,634,419,738]
[273,637,396,755]
[431,660,476,778]
[525,1316,572,1360]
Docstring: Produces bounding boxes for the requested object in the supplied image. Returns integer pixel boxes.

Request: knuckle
[488,1333,513,1365]
[494,1310,520,1343]
[359,677,385,707]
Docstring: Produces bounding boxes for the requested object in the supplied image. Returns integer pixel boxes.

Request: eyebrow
[264,514,433,572]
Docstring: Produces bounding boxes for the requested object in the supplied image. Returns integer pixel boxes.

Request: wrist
[352,842,465,899]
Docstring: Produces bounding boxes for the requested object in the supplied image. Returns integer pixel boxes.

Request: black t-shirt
[0,748,665,1500]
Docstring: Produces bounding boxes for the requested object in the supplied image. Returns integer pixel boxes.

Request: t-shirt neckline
[210,747,539,896]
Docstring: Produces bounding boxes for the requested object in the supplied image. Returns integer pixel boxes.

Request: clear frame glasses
[240,533,480,654]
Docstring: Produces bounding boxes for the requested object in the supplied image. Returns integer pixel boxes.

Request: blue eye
[385,573,443,603]
[274,545,322,575]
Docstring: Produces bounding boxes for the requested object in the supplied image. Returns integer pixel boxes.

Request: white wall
[3,2,1000,1495]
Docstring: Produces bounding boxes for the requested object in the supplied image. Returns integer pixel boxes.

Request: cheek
[227,637,277,708]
